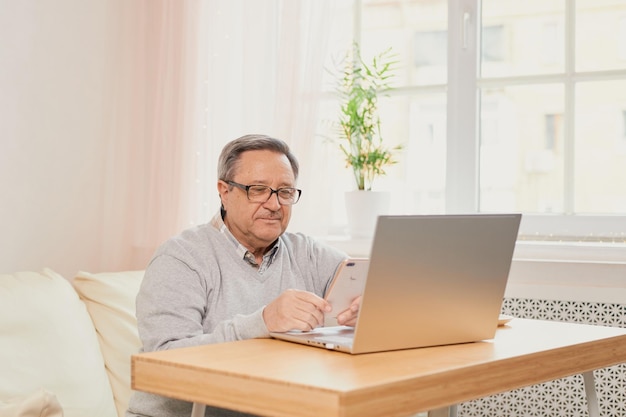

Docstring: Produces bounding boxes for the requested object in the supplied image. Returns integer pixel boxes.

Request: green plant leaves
[336,43,401,191]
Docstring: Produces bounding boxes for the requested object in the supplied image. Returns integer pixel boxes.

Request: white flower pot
[344,190,391,239]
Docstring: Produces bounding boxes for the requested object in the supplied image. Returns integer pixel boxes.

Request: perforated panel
[458,298,626,417]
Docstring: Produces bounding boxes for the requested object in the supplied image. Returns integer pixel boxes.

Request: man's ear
[217,180,229,200]
[217,180,230,212]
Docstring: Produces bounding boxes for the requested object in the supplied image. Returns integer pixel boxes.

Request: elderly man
[127,134,358,417]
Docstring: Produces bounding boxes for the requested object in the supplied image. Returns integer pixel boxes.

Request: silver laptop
[270,213,522,354]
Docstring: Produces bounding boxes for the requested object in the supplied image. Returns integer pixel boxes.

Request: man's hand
[336,295,361,327]
[263,289,331,332]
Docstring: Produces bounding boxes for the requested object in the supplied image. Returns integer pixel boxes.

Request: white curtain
[200,0,334,235]
[0,0,334,277]
[0,0,207,276]
[102,1,207,270]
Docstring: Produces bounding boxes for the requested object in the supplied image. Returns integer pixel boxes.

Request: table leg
[190,402,206,417]
[427,405,457,417]
[427,409,447,417]
[582,371,600,417]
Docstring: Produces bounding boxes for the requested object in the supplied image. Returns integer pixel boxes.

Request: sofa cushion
[0,388,63,417]
[0,269,117,417]
[72,271,143,417]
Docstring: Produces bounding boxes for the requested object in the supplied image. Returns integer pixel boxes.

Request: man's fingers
[336,295,361,326]
[295,289,331,312]
[264,289,330,332]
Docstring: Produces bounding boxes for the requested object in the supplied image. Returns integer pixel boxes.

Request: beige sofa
[0,269,144,417]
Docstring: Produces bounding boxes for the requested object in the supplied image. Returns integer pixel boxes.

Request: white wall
[0,0,114,277]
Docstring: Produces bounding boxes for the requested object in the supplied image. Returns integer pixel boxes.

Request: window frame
[345,0,626,266]
[447,0,626,246]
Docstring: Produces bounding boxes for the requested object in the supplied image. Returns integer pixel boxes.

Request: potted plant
[334,43,401,238]
[337,43,401,191]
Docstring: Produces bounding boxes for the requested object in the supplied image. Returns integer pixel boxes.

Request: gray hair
[217,134,300,181]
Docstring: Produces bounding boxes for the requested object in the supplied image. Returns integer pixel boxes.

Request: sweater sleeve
[136,254,270,352]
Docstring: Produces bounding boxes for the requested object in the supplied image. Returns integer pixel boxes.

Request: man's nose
[263,191,282,209]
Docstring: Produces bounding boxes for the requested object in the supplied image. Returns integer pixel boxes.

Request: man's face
[218,149,296,253]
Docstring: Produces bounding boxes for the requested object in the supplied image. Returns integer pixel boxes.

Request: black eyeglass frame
[225,180,302,205]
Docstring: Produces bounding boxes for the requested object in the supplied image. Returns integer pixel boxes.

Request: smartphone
[323,258,369,327]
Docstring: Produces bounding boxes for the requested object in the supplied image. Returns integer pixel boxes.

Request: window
[318,0,626,244]
[414,30,447,66]
[540,21,562,66]
[544,113,562,151]
[482,25,506,63]
[620,17,626,61]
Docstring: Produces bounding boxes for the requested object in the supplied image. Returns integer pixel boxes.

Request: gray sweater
[126,215,347,417]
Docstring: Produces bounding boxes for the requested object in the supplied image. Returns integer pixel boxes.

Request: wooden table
[131,318,626,417]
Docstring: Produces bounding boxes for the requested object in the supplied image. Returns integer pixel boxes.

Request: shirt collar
[209,211,280,267]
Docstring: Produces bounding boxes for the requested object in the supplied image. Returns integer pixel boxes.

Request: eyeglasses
[225,180,302,205]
